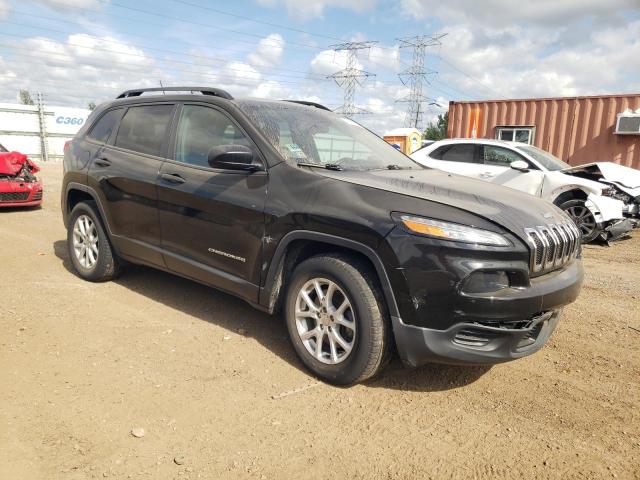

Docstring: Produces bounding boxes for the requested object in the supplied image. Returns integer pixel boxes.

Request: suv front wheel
[284,254,390,385]
[67,201,122,282]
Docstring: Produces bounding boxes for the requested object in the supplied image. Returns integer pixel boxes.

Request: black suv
[62,87,584,384]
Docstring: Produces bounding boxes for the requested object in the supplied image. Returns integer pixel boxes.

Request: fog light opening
[462,271,510,294]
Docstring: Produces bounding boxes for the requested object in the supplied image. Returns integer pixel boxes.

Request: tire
[559,199,601,243]
[67,201,122,282]
[284,254,391,385]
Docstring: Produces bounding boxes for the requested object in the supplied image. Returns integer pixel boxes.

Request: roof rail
[283,100,331,111]
[116,87,233,100]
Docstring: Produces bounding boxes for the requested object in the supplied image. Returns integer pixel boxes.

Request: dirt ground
[1,163,639,480]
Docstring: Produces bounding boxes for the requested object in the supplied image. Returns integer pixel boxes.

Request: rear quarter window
[114,104,175,157]
[87,108,124,144]
[432,144,478,163]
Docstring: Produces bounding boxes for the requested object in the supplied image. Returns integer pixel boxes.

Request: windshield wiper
[297,162,344,171]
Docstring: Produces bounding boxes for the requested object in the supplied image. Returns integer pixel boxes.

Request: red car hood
[0,151,40,176]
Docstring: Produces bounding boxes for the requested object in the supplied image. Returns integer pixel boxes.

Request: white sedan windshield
[516,144,571,171]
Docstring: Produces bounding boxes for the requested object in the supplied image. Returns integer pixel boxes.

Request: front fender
[545,171,603,201]
[258,230,400,318]
[585,193,625,222]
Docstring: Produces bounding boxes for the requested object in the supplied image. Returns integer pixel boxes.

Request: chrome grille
[525,222,581,273]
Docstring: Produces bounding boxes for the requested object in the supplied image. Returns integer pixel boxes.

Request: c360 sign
[56,116,85,125]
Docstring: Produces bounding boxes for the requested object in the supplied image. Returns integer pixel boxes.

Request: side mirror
[208,144,261,171]
[510,160,529,172]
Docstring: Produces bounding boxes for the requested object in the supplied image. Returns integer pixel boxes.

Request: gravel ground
[1,163,639,479]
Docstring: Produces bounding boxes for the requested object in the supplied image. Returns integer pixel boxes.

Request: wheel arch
[260,231,400,318]
[552,188,588,206]
[63,183,110,231]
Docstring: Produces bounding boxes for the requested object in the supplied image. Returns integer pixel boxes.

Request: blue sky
[0,0,639,133]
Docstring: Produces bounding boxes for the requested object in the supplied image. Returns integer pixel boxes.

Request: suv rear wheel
[284,254,390,385]
[67,201,121,282]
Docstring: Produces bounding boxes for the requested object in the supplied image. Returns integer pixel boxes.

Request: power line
[166,0,346,42]
[18,0,403,59]
[437,55,503,99]
[29,0,320,53]
[0,46,317,90]
[0,32,321,82]
[327,41,377,117]
[5,15,326,78]
[395,33,447,129]
[102,0,321,50]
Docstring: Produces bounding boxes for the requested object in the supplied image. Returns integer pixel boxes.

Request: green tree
[423,112,448,140]
[88,101,97,111]
[19,89,35,105]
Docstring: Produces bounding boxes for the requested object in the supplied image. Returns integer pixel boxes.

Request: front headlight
[396,214,512,247]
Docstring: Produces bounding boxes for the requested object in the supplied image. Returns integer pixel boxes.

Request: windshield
[515,144,570,171]
[237,100,423,171]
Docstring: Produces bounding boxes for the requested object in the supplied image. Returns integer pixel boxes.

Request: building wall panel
[448,94,640,169]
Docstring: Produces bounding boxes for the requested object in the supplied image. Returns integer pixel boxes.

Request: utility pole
[35,92,49,162]
[327,41,377,117]
[396,33,447,129]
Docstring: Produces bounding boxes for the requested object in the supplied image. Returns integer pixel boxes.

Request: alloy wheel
[72,214,99,269]
[294,278,356,365]
[564,205,597,238]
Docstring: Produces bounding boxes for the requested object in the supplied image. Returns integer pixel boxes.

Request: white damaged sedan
[411,139,637,243]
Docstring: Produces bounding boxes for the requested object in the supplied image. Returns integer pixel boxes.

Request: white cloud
[400,0,639,27]
[0,34,161,106]
[310,49,364,76]
[0,0,9,19]
[434,19,640,100]
[218,61,262,86]
[247,33,285,69]
[251,80,290,99]
[28,0,109,10]
[367,44,401,73]
[255,0,374,21]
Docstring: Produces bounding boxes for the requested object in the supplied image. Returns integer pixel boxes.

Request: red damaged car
[0,145,43,208]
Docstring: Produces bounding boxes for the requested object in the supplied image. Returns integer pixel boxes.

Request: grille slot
[0,191,29,202]
[525,222,580,273]
[33,191,43,200]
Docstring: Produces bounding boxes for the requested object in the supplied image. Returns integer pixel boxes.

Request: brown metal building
[447,93,640,169]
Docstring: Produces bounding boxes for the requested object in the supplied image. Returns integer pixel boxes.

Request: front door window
[175,105,252,167]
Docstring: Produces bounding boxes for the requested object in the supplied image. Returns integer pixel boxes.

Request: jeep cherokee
[61,87,584,385]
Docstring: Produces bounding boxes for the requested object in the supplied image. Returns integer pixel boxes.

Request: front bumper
[0,181,43,207]
[391,260,583,366]
[604,218,636,241]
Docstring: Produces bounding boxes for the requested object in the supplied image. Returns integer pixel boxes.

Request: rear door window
[434,144,478,163]
[115,104,175,157]
[87,108,124,144]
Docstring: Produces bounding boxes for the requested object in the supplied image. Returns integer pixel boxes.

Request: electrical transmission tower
[327,41,377,117]
[396,33,447,129]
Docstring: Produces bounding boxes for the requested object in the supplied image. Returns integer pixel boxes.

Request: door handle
[161,173,186,184]
[479,172,494,179]
[94,157,111,167]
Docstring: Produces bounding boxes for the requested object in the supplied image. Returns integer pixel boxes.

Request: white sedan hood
[562,162,640,196]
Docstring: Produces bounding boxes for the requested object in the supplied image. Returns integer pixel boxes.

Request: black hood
[318,168,570,241]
